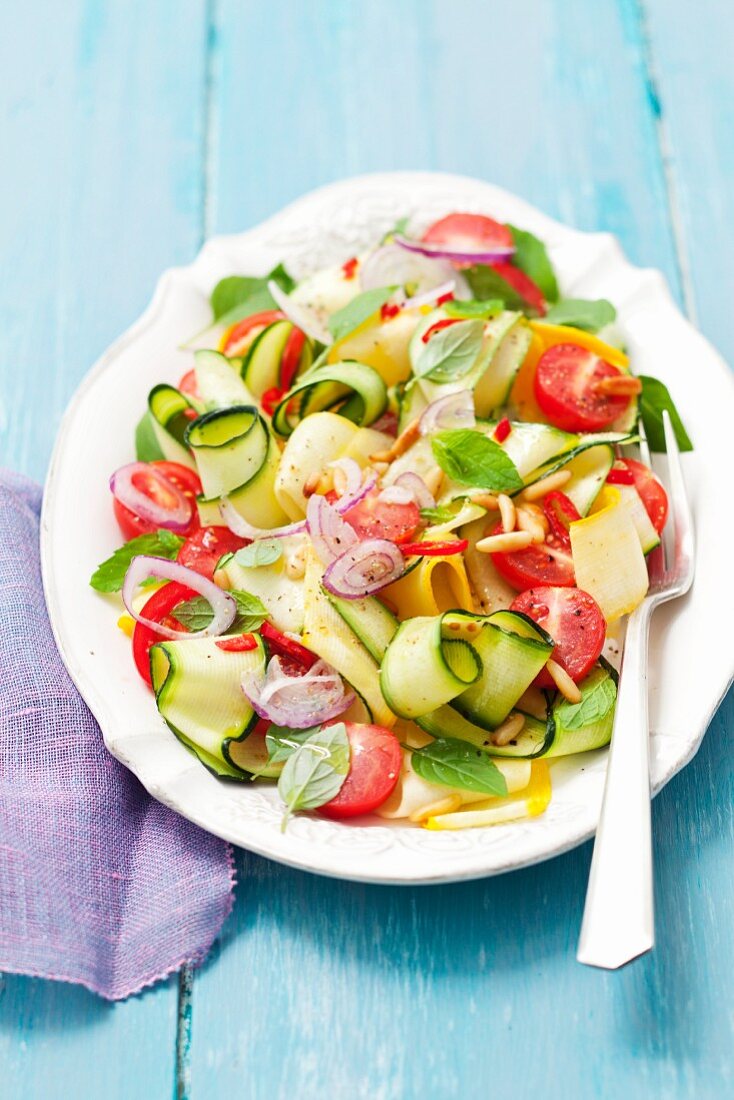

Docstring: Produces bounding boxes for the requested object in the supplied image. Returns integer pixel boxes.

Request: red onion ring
[306,494,358,564]
[242,655,354,728]
[332,468,377,514]
[110,462,192,532]
[121,555,237,640]
[267,280,331,345]
[359,244,468,300]
[219,498,307,540]
[400,280,455,311]
[328,457,362,500]
[419,391,477,435]
[392,471,436,510]
[394,234,514,265]
[322,538,405,599]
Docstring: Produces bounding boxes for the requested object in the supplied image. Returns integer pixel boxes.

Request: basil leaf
[135,412,165,461]
[266,725,320,765]
[216,551,235,571]
[507,225,559,302]
[444,298,503,320]
[544,298,616,333]
[420,504,457,525]
[414,319,485,382]
[89,529,185,593]
[277,723,350,828]
[463,264,531,313]
[234,541,283,568]
[172,590,268,633]
[327,287,396,343]
[210,263,296,324]
[555,672,616,731]
[380,215,410,244]
[431,429,524,492]
[411,738,508,797]
[638,375,693,453]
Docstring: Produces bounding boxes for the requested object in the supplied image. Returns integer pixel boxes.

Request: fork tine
[662,410,695,592]
[637,415,653,468]
[636,416,666,580]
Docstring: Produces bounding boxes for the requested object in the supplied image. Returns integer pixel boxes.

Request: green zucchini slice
[271,360,387,437]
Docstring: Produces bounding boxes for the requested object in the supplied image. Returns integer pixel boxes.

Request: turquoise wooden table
[1,2,732,1096]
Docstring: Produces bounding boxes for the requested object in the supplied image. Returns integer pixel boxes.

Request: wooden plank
[189,1,734,1095]
[0,2,207,1097]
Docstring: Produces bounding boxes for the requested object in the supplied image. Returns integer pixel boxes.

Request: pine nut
[369,418,420,463]
[498,493,516,533]
[476,530,534,554]
[516,506,547,543]
[410,794,463,823]
[491,712,525,747]
[594,375,642,396]
[331,464,349,497]
[471,492,500,510]
[546,659,582,703]
[423,466,444,498]
[303,471,321,498]
[285,543,307,580]
[372,461,390,476]
[520,469,572,502]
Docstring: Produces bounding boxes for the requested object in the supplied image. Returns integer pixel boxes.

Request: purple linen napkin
[0,470,234,1000]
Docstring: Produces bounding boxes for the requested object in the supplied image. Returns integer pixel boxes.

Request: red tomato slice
[178,369,201,402]
[621,458,669,534]
[215,633,258,652]
[221,310,285,357]
[491,260,547,315]
[113,461,202,541]
[510,586,606,686]
[534,344,630,432]
[542,491,581,550]
[279,327,306,389]
[260,622,318,669]
[343,492,421,543]
[318,722,402,819]
[422,212,514,253]
[489,522,575,590]
[132,581,195,687]
[177,525,249,580]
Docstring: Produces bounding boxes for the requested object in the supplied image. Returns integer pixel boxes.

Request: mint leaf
[444,298,503,321]
[414,319,485,382]
[234,541,283,568]
[210,263,296,325]
[507,225,558,303]
[554,671,616,731]
[411,738,508,796]
[172,590,268,632]
[90,529,184,593]
[463,264,531,313]
[431,430,523,492]
[277,723,350,828]
[327,287,396,343]
[265,725,320,765]
[638,375,693,453]
[544,298,616,333]
[135,412,165,461]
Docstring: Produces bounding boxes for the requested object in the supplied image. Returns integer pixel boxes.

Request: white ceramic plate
[42,172,734,884]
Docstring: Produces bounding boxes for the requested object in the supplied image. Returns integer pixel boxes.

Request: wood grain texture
[0,0,732,1097]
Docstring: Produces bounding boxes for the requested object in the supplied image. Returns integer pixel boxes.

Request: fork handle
[577,600,655,969]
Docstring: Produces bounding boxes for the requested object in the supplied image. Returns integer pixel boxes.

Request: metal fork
[577,410,695,969]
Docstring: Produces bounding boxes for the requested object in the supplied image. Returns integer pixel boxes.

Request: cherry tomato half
[510,586,606,687]
[343,492,421,543]
[542,491,581,550]
[177,526,249,580]
[113,461,202,542]
[220,310,285,358]
[132,581,195,686]
[489,522,575,590]
[215,633,258,652]
[622,458,669,534]
[279,327,307,390]
[422,212,514,253]
[178,369,201,402]
[318,722,402,819]
[534,343,630,432]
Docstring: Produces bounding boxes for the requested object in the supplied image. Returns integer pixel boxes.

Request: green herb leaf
[431,430,524,492]
[444,298,503,321]
[380,216,410,244]
[638,375,693,453]
[414,319,485,382]
[419,504,457,525]
[89,529,185,593]
[216,551,235,571]
[210,263,296,325]
[172,589,268,633]
[554,672,617,730]
[544,297,616,333]
[411,737,508,796]
[265,725,320,765]
[234,541,283,568]
[327,287,396,343]
[277,723,350,828]
[134,412,165,462]
[507,225,559,302]
[463,264,531,313]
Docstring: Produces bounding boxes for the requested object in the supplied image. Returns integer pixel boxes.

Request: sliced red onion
[359,244,465,299]
[242,655,354,728]
[401,280,455,311]
[219,497,306,540]
[419,391,477,435]
[393,471,436,509]
[323,538,405,599]
[394,234,514,265]
[306,494,358,565]
[110,462,192,533]
[267,280,331,345]
[377,485,415,506]
[327,456,362,500]
[370,410,399,437]
[121,555,236,641]
[333,469,377,514]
